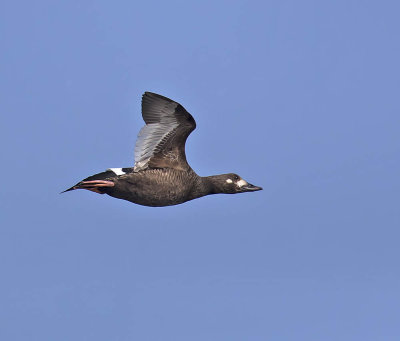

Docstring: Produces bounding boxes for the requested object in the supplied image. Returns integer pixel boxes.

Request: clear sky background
[1,1,399,340]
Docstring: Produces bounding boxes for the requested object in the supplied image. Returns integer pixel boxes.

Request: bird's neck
[198,175,225,195]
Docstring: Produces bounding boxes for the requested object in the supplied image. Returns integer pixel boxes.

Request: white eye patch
[236,179,248,187]
[226,179,233,184]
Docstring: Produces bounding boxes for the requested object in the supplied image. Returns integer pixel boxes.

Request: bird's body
[106,168,202,207]
[64,92,262,206]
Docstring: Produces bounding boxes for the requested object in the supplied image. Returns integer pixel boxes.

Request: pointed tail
[61,169,123,194]
[60,186,76,194]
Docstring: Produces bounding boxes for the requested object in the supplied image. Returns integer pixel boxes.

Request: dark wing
[134,92,196,171]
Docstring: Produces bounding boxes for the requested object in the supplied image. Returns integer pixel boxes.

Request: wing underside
[133,92,196,171]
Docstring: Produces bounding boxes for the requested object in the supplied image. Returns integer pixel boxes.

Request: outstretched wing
[134,92,196,171]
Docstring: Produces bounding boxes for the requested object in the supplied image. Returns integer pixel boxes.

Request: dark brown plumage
[63,92,262,206]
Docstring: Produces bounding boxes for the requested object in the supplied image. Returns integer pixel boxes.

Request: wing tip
[142,91,175,104]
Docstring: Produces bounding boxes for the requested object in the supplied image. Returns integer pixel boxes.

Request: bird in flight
[63,92,262,206]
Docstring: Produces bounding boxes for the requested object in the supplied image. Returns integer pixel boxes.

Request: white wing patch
[108,168,125,176]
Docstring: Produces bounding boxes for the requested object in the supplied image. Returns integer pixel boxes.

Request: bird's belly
[107,179,193,207]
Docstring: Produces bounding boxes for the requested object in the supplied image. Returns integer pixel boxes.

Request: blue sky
[1,0,399,340]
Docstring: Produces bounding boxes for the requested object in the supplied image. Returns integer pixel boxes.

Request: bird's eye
[233,175,239,181]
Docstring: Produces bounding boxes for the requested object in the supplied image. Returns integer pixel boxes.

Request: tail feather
[61,170,120,194]
[61,186,76,194]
